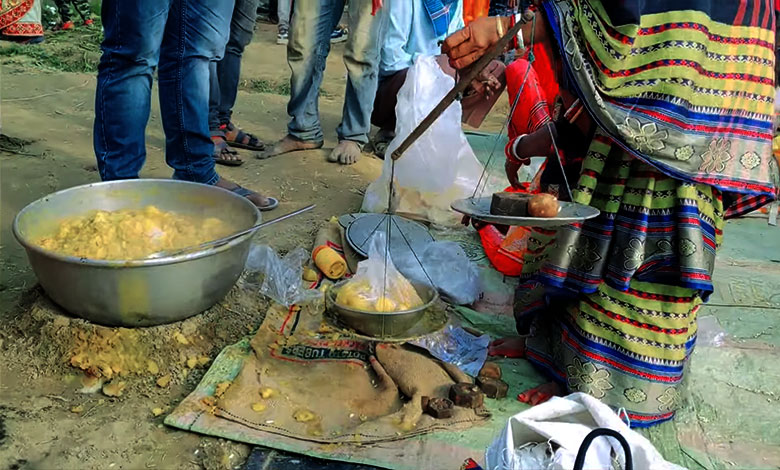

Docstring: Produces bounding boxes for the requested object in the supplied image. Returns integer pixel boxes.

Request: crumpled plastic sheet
[245,245,321,307]
[394,241,481,305]
[410,323,490,377]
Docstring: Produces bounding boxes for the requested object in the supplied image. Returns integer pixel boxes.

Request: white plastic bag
[394,241,481,305]
[485,393,686,470]
[335,233,424,312]
[362,55,494,226]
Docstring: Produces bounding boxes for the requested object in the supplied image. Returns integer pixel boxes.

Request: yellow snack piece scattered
[214,381,231,398]
[259,387,275,399]
[152,407,165,417]
[173,332,189,345]
[102,381,126,397]
[251,402,267,413]
[293,409,316,423]
[147,360,159,375]
[186,357,198,369]
[156,374,172,388]
[71,405,84,413]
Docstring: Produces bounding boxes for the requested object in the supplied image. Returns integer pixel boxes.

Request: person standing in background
[208,0,273,179]
[277,0,348,45]
[0,0,44,44]
[276,0,290,44]
[53,0,93,30]
[94,0,277,211]
[260,0,382,165]
[371,0,464,155]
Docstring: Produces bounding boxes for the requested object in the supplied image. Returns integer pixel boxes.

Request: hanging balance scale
[330,12,598,340]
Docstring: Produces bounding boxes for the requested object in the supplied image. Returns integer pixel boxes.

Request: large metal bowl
[13,179,261,327]
[325,281,439,338]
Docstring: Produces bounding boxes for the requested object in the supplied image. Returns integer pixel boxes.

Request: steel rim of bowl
[12,179,262,268]
[326,281,439,316]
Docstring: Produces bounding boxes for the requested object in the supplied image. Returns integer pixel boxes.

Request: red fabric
[477,46,561,276]
[463,0,490,25]
[506,41,559,139]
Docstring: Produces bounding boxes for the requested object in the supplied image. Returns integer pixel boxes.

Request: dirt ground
[0,21,398,470]
[0,20,509,470]
[4,18,780,470]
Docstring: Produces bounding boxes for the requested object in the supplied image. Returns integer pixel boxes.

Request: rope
[471,13,537,200]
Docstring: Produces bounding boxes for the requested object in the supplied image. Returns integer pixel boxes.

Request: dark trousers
[54,0,91,23]
[208,0,260,130]
[371,69,409,132]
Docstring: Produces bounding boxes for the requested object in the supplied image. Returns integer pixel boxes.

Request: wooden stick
[390,16,527,161]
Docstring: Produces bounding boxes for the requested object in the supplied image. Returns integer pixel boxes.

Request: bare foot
[327,140,362,165]
[488,336,526,358]
[212,136,243,166]
[214,176,278,211]
[517,382,561,406]
[257,134,323,160]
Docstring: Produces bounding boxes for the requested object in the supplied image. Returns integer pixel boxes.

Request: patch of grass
[241,78,291,95]
[240,78,334,98]
[0,17,102,73]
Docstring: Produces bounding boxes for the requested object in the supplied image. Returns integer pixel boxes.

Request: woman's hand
[443,16,511,69]
[505,158,525,189]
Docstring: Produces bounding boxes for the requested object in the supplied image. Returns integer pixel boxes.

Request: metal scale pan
[451,196,600,228]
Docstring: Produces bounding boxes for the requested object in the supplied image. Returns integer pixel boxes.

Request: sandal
[230,185,279,212]
[221,122,265,151]
[212,136,243,166]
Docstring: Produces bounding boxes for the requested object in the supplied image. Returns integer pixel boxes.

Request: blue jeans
[287,0,381,144]
[94,0,233,184]
[208,0,259,131]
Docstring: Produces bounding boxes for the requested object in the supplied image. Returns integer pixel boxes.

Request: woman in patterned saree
[444,0,777,426]
[0,0,43,43]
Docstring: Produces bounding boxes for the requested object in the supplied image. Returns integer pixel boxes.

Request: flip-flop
[222,122,265,151]
[230,185,279,212]
[212,137,243,166]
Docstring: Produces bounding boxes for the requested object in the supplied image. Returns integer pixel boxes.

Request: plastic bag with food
[335,233,424,312]
[361,55,498,226]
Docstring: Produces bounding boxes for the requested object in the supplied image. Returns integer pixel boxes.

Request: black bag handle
[572,428,633,470]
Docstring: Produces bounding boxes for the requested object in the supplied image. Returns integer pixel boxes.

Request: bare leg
[517,382,561,406]
[488,336,527,358]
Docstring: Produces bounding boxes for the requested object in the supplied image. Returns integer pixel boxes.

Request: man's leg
[216,0,259,126]
[258,0,332,159]
[276,0,290,42]
[157,0,231,185]
[93,0,169,181]
[158,0,275,209]
[368,69,407,158]
[328,0,381,165]
[214,0,265,151]
[371,69,407,133]
[54,0,72,24]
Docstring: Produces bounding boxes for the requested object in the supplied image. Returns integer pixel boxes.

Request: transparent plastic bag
[245,245,321,307]
[409,324,489,377]
[394,241,481,305]
[335,233,424,312]
[362,55,499,226]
